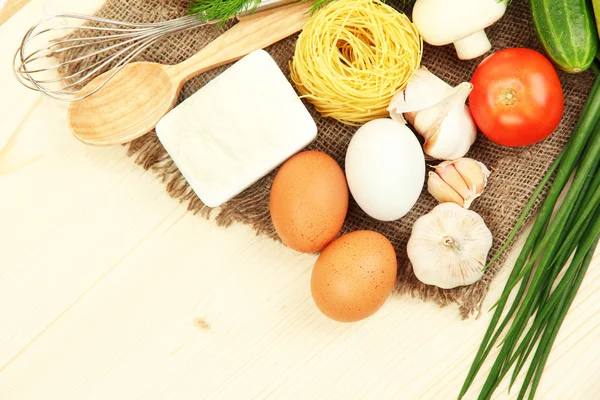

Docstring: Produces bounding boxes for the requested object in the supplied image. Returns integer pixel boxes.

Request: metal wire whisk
[13,13,210,102]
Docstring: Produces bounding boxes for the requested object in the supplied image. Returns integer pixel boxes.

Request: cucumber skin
[530,0,598,74]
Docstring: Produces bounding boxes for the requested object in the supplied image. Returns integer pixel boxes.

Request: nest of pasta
[290,0,423,125]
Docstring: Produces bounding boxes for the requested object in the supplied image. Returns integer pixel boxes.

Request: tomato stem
[501,88,518,106]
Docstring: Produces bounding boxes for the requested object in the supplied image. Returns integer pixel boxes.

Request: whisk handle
[166,1,312,84]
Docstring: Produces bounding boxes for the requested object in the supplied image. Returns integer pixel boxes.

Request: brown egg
[270,150,349,253]
[311,230,397,322]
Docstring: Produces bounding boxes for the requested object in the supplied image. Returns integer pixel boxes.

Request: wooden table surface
[1,1,600,399]
[0,0,27,24]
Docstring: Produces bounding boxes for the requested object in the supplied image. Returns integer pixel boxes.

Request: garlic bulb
[388,67,477,160]
[428,158,491,209]
[407,203,493,289]
[388,67,454,124]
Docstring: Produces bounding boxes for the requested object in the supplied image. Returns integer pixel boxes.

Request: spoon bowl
[68,62,177,145]
[67,2,312,146]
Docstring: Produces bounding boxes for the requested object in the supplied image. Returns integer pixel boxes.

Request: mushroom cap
[412,0,507,46]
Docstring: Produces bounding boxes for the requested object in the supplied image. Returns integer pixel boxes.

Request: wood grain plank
[0,0,30,25]
[0,0,102,152]
[1,0,600,399]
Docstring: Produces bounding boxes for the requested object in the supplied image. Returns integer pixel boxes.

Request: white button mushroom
[412,0,507,60]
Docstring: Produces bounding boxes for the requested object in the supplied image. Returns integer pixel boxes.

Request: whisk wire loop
[13,12,211,102]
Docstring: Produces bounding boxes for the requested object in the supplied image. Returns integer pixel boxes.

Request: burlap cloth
[58,0,594,318]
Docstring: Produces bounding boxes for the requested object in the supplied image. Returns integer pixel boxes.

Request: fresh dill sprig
[308,0,335,13]
[188,0,261,26]
[187,0,336,24]
[187,0,421,26]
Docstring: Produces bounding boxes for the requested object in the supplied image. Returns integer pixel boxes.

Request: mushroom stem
[453,30,492,60]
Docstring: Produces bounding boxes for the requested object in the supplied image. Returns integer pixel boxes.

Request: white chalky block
[156,50,317,207]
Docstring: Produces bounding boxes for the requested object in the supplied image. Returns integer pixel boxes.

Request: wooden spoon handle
[167,1,312,84]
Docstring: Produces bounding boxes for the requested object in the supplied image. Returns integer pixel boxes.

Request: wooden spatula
[68,1,312,146]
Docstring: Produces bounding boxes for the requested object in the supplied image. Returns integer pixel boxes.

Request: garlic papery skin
[407,203,493,289]
[427,158,491,209]
[388,67,454,124]
[388,68,477,160]
[409,82,477,160]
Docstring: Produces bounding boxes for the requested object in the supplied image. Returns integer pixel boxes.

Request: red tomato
[469,48,564,147]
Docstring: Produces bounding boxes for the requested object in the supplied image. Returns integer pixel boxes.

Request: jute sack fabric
[57,0,595,318]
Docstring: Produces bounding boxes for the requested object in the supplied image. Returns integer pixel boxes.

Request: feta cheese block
[156,50,317,208]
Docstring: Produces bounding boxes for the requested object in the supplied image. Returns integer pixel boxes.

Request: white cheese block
[156,50,317,208]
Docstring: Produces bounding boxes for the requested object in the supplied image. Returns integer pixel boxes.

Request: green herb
[187,0,417,26]
[188,0,261,25]
[308,0,336,13]
[459,75,600,400]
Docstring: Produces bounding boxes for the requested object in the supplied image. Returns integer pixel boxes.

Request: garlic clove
[388,67,454,124]
[420,83,477,160]
[432,108,477,160]
[427,171,464,205]
[407,202,493,290]
[434,162,471,199]
[388,68,478,161]
[406,83,469,137]
[428,158,491,209]
[454,158,491,199]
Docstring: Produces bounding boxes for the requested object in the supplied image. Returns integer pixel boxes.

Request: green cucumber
[530,0,598,73]
[592,0,600,48]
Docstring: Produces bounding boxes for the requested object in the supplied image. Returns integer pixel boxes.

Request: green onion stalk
[459,74,600,400]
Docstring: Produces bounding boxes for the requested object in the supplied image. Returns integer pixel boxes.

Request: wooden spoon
[68,2,312,146]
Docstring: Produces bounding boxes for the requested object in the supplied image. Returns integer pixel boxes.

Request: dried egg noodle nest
[290,0,423,125]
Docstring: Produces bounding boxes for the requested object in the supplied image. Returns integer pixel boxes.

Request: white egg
[345,119,425,221]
